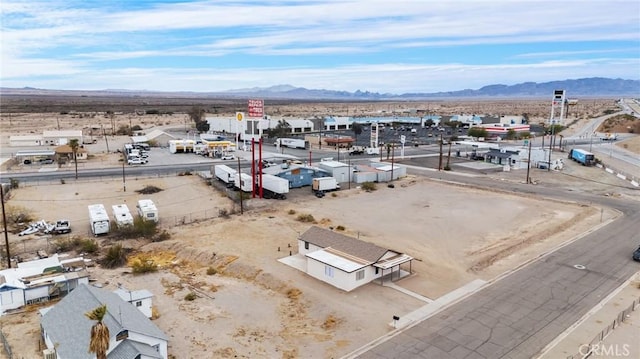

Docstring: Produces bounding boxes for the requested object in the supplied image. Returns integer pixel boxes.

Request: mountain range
[2,77,638,100]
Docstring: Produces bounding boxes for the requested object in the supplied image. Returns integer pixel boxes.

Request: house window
[304,241,309,250]
[356,270,365,281]
[375,267,379,275]
[324,266,334,278]
[135,301,142,307]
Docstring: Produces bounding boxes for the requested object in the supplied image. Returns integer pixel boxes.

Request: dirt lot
[0,99,638,359]
[0,170,620,358]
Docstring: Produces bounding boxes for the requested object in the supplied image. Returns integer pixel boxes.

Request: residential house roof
[108,339,163,359]
[43,130,83,138]
[300,226,392,263]
[146,129,176,140]
[41,284,167,359]
[55,144,88,154]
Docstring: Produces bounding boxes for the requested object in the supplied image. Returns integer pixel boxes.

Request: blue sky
[1,0,639,94]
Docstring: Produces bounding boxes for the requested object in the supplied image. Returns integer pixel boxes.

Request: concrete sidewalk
[538,272,640,359]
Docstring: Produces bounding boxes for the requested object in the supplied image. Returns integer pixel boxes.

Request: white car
[128,157,147,165]
[221,154,235,160]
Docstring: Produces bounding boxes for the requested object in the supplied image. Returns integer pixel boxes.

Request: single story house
[0,254,89,314]
[113,287,154,318]
[9,135,44,147]
[297,226,413,292]
[42,130,83,146]
[144,130,177,147]
[55,144,88,162]
[41,284,168,359]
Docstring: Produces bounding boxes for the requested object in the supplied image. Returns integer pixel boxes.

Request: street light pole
[1,185,11,268]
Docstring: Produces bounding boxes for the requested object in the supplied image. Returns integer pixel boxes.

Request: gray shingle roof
[108,340,163,359]
[40,284,167,359]
[300,226,392,263]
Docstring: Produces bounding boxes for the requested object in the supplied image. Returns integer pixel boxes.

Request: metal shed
[317,159,351,183]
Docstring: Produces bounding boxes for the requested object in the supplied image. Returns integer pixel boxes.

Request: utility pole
[525,139,532,184]
[438,134,444,171]
[237,157,243,214]
[122,153,126,192]
[1,185,11,268]
[547,124,554,172]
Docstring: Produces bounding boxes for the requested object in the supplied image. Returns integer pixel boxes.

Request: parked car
[633,246,640,262]
[221,154,235,160]
[127,157,147,165]
[39,158,54,164]
[349,149,364,155]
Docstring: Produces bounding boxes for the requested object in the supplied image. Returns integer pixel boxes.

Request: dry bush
[321,314,342,330]
[135,185,163,194]
[286,288,302,300]
[296,213,315,223]
[336,225,345,231]
[184,292,197,301]
[4,205,35,228]
[287,209,296,215]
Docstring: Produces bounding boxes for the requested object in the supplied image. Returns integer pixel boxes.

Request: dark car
[349,149,364,155]
[633,246,640,262]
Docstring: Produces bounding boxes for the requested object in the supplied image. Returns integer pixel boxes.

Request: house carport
[374,253,414,284]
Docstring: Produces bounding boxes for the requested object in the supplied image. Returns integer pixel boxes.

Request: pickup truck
[50,220,71,234]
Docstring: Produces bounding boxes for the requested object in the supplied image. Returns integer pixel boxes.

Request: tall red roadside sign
[248,99,264,118]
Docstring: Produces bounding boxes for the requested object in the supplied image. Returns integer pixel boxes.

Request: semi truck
[88,204,110,236]
[112,204,134,227]
[137,199,159,222]
[214,164,237,187]
[568,148,595,166]
[274,138,307,149]
[234,173,253,192]
[312,177,340,193]
[259,174,289,200]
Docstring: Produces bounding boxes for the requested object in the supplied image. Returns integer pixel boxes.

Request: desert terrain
[0,97,639,359]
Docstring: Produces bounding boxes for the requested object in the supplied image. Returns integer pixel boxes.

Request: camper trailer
[88,204,110,235]
[112,204,134,227]
[136,199,159,223]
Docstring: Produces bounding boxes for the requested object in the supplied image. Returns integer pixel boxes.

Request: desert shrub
[443,165,451,171]
[54,236,83,252]
[296,214,315,223]
[361,182,377,192]
[184,292,197,301]
[219,209,230,218]
[331,192,337,197]
[112,217,157,240]
[131,125,142,131]
[9,178,19,189]
[152,230,171,242]
[131,258,158,274]
[60,179,66,184]
[287,209,296,215]
[286,288,302,300]
[206,267,217,275]
[335,225,345,231]
[178,170,192,176]
[100,244,128,269]
[80,239,99,254]
[5,205,34,227]
[136,185,162,194]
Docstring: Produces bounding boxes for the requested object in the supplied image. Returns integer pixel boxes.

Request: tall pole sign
[235,112,244,151]
[248,99,264,143]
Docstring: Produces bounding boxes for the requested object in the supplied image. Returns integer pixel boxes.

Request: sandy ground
[0,103,638,359]
[0,169,620,359]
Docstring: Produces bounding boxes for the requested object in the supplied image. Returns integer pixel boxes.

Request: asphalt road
[352,171,640,359]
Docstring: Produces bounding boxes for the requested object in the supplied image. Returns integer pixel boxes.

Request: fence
[0,329,13,359]
[566,296,640,359]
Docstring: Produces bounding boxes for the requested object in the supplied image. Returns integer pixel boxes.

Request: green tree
[85,305,110,359]
[467,127,488,139]
[69,139,79,179]
[195,120,210,133]
[506,129,516,140]
[275,119,291,138]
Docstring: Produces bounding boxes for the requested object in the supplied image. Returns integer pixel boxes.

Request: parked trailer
[365,147,380,155]
[234,173,253,192]
[214,165,237,187]
[88,204,110,236]
[568,148,595,166]
[112,204,134,227]
[312,177,341,193]
[260,174,289,200]
[137,199,159,223]
[274,138,307,149]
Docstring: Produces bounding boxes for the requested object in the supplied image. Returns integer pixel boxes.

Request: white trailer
[137,199,159,223]
[88,204,110,236]
[365,147,380,155]
[260,174,289,200]
[274,138,307,149]
[112,204,134,227]
[234,173,253,192]
[312,177,340,192]
[214,165,237,186]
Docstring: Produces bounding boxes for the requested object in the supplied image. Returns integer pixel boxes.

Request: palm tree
[85,304,110,359]
[69,139,79,179]
[275,119,291,138]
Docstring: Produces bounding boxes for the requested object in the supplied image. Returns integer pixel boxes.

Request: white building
[9,135,44,147]
[114,287,155,318]
[317,159,352,183]
[41,284,168,359]
[42,130,83,146]
[297,226,413,292]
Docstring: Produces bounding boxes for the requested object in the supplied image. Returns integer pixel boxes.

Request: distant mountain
[2,77,638,100]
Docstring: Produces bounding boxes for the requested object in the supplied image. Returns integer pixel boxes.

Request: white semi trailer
[260,174,289,200]
[214,165,237,187]
[112,204,134,227]
[312,177,341,193]
[88,204,110,235]
[274,138,307,149]
[234,173,253,192]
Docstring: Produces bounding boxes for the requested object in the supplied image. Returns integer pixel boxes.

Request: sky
[1,0,639,94]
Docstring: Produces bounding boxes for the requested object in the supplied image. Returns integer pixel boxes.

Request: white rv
[136,199,158,223]
[88,204,110,235]
[112,204,134,227]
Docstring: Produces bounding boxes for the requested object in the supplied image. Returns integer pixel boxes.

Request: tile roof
[41,284,167,359]
[300,226,392,263]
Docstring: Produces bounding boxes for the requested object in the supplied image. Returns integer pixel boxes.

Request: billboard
[248,99,264,118]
